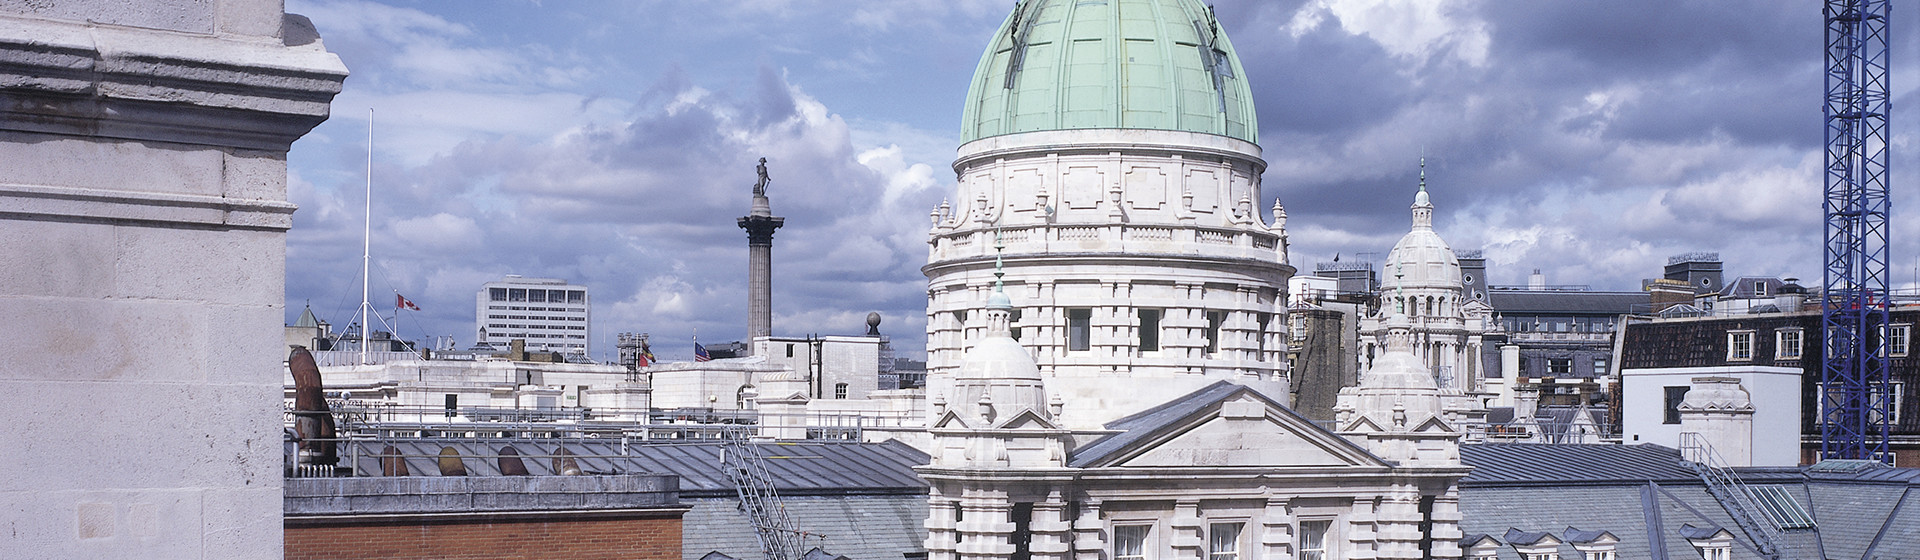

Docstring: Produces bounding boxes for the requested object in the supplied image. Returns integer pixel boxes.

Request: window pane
[1298,520,1330,560]
[1207,522,1241,560]
[1665,386,1688,424]
[509,288,526,302]
[1205,311,1225,354]
[1069,309,1092,351]
[490,288,507,301]
[1113,525,1149,560]
[1139,309,1161,352]
[529,289,546,303]
[568,290,585,304]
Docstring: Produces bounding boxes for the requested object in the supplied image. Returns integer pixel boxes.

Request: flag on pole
[694,342,711,362]
[396,294,421,311]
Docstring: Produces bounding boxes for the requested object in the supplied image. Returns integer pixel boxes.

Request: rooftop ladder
[722,427,803,560]
[1679,432,1783,559]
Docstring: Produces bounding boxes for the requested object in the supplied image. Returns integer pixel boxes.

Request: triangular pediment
[1071,384,1388,469]
[1411,415,1453,433]
[1341,415,1386,433]
[994,408,1061,430]
[931,409,972,429]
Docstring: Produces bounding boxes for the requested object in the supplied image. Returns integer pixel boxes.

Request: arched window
[737,385,755,409]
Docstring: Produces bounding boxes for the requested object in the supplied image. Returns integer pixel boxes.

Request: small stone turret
[929,237,1070,469]
[1336,312,1463,466]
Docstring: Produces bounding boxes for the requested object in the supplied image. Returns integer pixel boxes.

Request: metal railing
[1679,432,1782,559]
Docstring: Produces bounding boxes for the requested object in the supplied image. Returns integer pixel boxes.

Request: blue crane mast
[1821,0,1894,462]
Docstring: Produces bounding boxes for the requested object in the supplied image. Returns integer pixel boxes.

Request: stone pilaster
[1169,500,1204,560]
[0,2,345,557]
[1072,500,1106,560]
[926,495,959,560]
[1260,497,1296,560]
[1030,492,1073,560]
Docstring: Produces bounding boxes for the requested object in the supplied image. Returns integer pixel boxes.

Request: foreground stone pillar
[0,1,346,557]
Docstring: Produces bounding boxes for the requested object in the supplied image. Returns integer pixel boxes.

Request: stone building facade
[0,1,345,556]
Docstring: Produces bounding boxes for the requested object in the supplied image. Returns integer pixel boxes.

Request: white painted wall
[1621,366,1802,466]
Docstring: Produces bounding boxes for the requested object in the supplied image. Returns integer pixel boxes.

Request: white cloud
[1285,0,1490,68]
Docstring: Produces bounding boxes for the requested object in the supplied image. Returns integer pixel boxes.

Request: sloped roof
[1461,443,1698,486]
[1065,380,1382,468]
[1489,291,1648,315]
[339,439,929,497]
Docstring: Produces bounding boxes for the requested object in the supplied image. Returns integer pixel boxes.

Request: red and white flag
[396,294,421,311]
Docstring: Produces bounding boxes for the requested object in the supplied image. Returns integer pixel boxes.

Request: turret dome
[959,0,1258,144]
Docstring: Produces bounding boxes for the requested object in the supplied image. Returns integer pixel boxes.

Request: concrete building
[925,0,1293,430]
[0,1,345,557]
[477,276,591,356]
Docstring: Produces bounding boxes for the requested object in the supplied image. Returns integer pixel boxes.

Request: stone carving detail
[1062,167,1103,209]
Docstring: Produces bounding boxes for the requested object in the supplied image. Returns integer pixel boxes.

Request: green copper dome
[960,0,1258,144]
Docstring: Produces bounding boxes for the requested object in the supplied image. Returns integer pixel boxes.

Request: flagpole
[360,108,373,365]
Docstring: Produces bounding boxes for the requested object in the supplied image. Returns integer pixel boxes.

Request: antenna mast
[361,108,373,365]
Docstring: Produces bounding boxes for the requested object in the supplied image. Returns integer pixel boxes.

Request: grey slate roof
[338,439,929,497]
[681,495,926,560]
[1460,443,1699,486]
[1675,524,1725,540]
[1503,528,1553,545]
[1488,290,1649,315]
[1563,528,1614,544]
[1070,380,1247,467]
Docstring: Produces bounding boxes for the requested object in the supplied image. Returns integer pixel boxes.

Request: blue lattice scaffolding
[1821,0,1894,462]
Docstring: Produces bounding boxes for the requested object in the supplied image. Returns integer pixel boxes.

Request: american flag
[694,342,711,362]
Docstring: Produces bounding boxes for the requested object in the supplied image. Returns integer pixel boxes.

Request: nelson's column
[924,0,1294,429]
[740,157,784,347]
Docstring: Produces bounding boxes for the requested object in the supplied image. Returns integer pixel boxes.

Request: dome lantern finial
[1411,158,1434,230]
[986,229,1014,336]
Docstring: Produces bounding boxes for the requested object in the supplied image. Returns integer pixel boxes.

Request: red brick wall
[286,514,681,560]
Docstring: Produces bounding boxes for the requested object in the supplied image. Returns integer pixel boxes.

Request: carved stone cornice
[0,14,348,151]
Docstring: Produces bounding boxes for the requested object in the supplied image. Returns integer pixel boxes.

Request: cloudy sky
[283,0,1920,362]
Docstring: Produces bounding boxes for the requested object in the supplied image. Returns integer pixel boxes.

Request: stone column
[0,2,346,557]
[738,193,784,348]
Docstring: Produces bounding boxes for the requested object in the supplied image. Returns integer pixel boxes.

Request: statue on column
[754,157,771,196]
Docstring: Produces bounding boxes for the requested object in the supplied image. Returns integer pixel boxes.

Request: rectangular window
[1010,503,1033,560]
[1778,329,1803,359]
[1138,309,1162,352]
[1207,522,1242,560]
[1113,525,1150,560]
[835,383,848,400]
[1547,358,1572,375]
[529,289,546,303]
[1068,308,1093,351]
[1728,331,1754,361]
[1816,381,1904,425]
[508,288,527,302]
[1665,386,1688,424]
[1205,311,1226,355]
[1297,520,1330,560]
[1593,357,1608,375]
[490,288,508,301]
[1256,312,1271,356]
[787,343,795,358]
[1754,281,1769,297]
[1892,325,1911,356]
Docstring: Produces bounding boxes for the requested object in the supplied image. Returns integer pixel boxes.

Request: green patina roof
[960,0,1258,144]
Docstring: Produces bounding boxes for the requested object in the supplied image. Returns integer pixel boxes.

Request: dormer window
[1679,524,1734,560]
[1727,330,1754,361]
